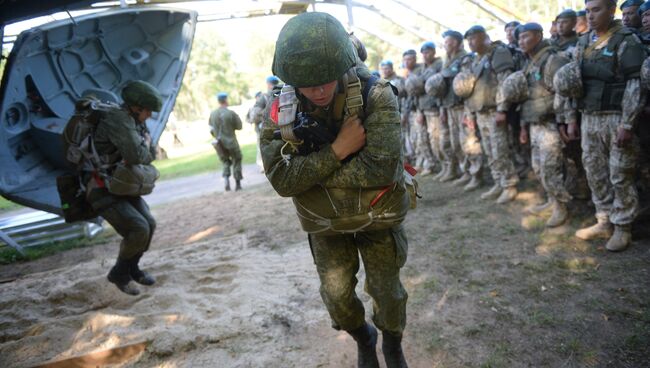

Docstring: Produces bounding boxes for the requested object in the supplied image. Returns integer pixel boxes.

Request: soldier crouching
[260,12,413,368]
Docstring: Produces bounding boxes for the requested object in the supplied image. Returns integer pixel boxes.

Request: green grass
[154,143,257,181]
[0,197,22,214]
[0,231,114,264]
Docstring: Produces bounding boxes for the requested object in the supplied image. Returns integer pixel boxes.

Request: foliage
[154,143,257,180]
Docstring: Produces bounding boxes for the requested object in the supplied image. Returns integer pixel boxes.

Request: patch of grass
[0,196,22,214]
[481,342,513,368]
[154,143,257,180]
[0,231,114,264]
[528,310,558,327]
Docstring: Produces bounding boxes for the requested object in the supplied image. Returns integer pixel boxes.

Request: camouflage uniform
[209,106,243,181]
[466,42,519,190]
[570,21,645,246]
[386,73,412,163]
[262,13,411,357]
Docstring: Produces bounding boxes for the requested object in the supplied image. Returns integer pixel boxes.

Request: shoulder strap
[524,46,553,75]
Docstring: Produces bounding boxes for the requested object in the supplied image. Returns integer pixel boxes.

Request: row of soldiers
[380,0,649,252]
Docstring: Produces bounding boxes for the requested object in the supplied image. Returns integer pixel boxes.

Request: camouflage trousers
[476,110,519,188]
[410,111,435,170]
[401,111,415,164]
[216,145,243,180]
[581,112,639,225]
[425,110,445,165]
[308,225,408,335]
[529,121,572,203]
[449,106,482,176]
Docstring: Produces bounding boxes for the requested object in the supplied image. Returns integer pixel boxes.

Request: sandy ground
[1,175,649,367]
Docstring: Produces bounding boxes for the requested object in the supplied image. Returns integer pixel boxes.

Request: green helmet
[121,80,163,112]
[425,73,447,98]
[553,62,582,99]
[272,12,357,87]
[498,71,528,105]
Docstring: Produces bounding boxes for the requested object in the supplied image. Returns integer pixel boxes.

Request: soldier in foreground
[261,12,411,368]
[461,25,519,204]
[209,92,243,191]
[562,0,646,251]
[503,23,572,227]
[89,80,160,295]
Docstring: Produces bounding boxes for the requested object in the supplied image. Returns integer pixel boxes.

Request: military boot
[107,259,140,296]
[480,184,502,200]
[575,217,613,240]
[382,331,408,368]
[526,199,554,215]
[440,164,460,182]
[496,186,517,204]
[463,175,482,192]
[235,180,242,191]
[606,225,632,252]
[129,254,156,286]
[348,323,380,368]
[224,177,231,191]
[546,201,568,228]
[452,173,471,186]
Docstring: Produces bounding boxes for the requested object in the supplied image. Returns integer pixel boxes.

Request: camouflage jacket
[94,106,155,165]
[384,72,406,111]
[260,68,404,198]
[552,33,579,58]
[413,58,444,111]
[441,49,468,108]
[467,42,515,113]
[209,106,242,150]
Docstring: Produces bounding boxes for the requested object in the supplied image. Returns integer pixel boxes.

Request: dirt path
[0,177,648,367]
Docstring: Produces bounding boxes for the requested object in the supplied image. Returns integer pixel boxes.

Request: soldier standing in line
[209,92,243,191]
[503,23,573,227]
[638,1,650,45]
[401,49,418,166]
[621,0,644,33]
[380,60,406,112]
[461,25,520,204]
[561,0,646,251]
[261,12,412,367]
[406,42,442,176]
[576,10,590,35]
[553,9,580,56]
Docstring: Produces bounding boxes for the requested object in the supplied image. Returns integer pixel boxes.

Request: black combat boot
[107,259,140,296]
[235,180,242,191]
[348,323,380,368]
[382,331,408,368]
[224,177,231,191]
[129,254,156,286]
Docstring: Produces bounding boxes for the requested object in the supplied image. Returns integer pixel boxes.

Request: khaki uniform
[209,106,243,180]
[572,22,646,225]
[466,42,519,189]
[409,59,444,170]
[260,67,409,334]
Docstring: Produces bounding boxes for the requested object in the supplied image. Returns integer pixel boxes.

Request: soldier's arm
[619,38,647,129]
[493,46,515,112]
[233,111,243,130]
[495,70,513,112]
[321,81,402,188]
[103,110,154,165]
[260,103,342,197]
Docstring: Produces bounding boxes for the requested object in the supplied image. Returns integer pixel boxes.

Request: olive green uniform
[260,66,410,334]
[209,106,243,180]
[87,106,156,260]
[571,21,646,226]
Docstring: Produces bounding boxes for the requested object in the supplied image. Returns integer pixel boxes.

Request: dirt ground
[0,176,649,368]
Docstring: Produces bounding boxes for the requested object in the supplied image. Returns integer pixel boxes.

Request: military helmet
[405,75,425,95]
[425,73,448,98]
[272,12,357,87]
[499,71,528,105]
[452,71,477,98]
[553,61,583,99]
[121,80,163,112]
[641,56,650,90]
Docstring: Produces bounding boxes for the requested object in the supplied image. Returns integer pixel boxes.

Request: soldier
[639,1,650,45]
[561,0,646,251]
[87,80,161,295]
[435,30,483,188]
[505,23,572,227]
[261,12,411,368]
[401,49,418,165]
[505,21,521,49]
[209,92,243,191]
[406,42,443,176]
[550,19,560,42]
[462,25,519,204]
[380,60,407,123]
[553,9,580,56]
[576,10,589,35]
[621,0,644,33]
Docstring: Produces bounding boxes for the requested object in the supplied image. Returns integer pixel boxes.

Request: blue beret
[266,76,280,85]
[504,21,521,30]
[380,60,393,67]
[519,22,544,33]
[621,0,644,9]
[216,92,228,100]
[583,0,616,6]
[442,30,464,42]
[576,9,587,16]
[639,0,650,14]
[557,9,577,18]
[403,49,417,57]
[420,41,436,51]
[464,25,487,38]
